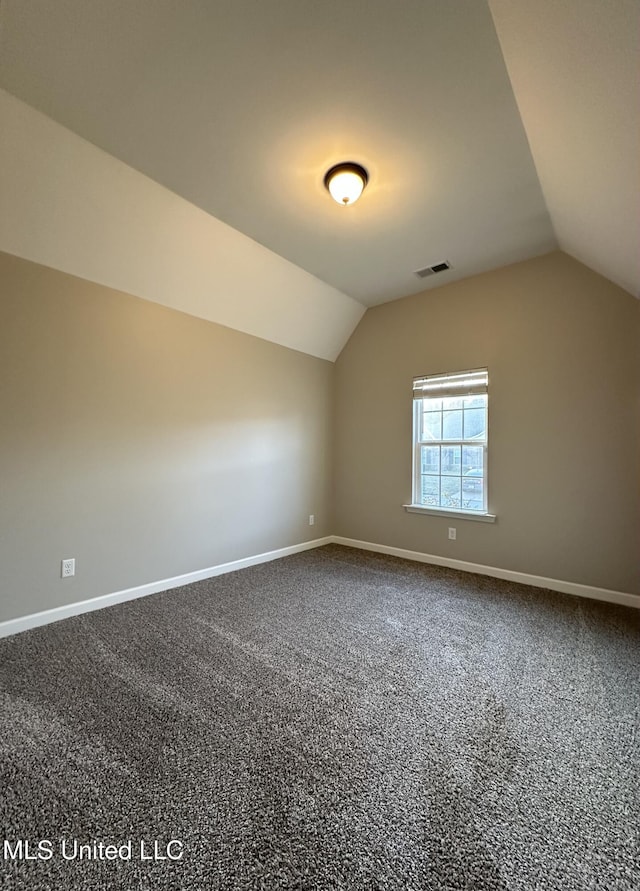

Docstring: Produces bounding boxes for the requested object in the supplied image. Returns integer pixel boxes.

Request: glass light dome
[324,163,369,206]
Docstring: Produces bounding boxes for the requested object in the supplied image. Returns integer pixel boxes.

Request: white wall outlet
[308,514,315,526]
[448,527,457,541]
[61,558,75,578]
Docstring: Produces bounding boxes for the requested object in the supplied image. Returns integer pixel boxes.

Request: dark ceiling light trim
[324,162,369,206]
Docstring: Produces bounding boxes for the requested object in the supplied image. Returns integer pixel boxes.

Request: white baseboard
[329,536,640,609]
[2,532,637,639]
[0,536,333,640]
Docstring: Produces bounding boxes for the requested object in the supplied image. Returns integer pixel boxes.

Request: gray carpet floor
[0,544,639,890]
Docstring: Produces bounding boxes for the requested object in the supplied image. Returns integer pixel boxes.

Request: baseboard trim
[329,536,640,609]
[0,536,333,639]
[2,533,637,638]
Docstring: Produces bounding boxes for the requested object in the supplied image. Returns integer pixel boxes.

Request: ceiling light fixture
[324,162,369,206]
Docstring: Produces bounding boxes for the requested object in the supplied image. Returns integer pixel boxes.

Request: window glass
[412,373,488,513]
[463,408,485,440]
[442,410,463,440]
[423,411,441,441]
[442,477,462,508]
[420,446,440,474]
[441,445,461,475]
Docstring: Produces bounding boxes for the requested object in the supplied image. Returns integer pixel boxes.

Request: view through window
[412,369,488,513]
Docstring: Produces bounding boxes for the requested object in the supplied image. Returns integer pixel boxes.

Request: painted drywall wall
[0,89,364,362]
[0,252,333,623]
[333,252,640,594]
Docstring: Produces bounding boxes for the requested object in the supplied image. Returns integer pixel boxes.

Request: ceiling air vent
[415,260,451,278]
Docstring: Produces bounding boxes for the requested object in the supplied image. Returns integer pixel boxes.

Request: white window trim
[409,368,496,521]
[403,503,496,522]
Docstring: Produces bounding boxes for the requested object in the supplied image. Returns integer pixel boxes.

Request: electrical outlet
[308,514,315,526]
[448,528,456,541]
[61,558,75,578]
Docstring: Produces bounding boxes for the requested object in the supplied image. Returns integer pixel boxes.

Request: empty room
[0,1,638,889]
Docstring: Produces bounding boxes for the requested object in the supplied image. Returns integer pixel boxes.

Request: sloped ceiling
[0,0,637,361]
[0,88,364,361]
[489,0,640,299]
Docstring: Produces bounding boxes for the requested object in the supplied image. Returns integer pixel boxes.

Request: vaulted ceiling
[0,1,637,337]
[489,0,639,300]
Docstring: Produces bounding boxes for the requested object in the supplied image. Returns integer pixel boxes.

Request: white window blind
[412,368,488,400]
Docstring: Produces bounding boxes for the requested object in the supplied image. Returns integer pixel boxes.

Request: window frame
[407,368,495,522]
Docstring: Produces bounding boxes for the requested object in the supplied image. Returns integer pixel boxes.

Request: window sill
[403,504,496,523]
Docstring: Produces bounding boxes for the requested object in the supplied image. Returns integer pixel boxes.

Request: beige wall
[333,252,640,595]
[2,249,638,626]
[0,252,333,623]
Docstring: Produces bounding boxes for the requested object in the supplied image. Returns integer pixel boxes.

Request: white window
[411,368,489,515]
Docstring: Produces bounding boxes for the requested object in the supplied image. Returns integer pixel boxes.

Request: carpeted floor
[0,544,638,890]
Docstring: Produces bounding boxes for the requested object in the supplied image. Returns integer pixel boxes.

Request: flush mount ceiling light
[324,162,369,206]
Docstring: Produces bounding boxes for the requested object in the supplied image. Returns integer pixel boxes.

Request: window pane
[463,395,486,409]
[422,411,441,440]
[463,408,486,440]
[462,446,483,473]
[420,446,440,475]
[442,477,461,508]
[462,478,484,511]
[443,397,463,410]
[420,476,439,505]
[441,445,461,475]
[423,397,442,411]
[442,410,462,440]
